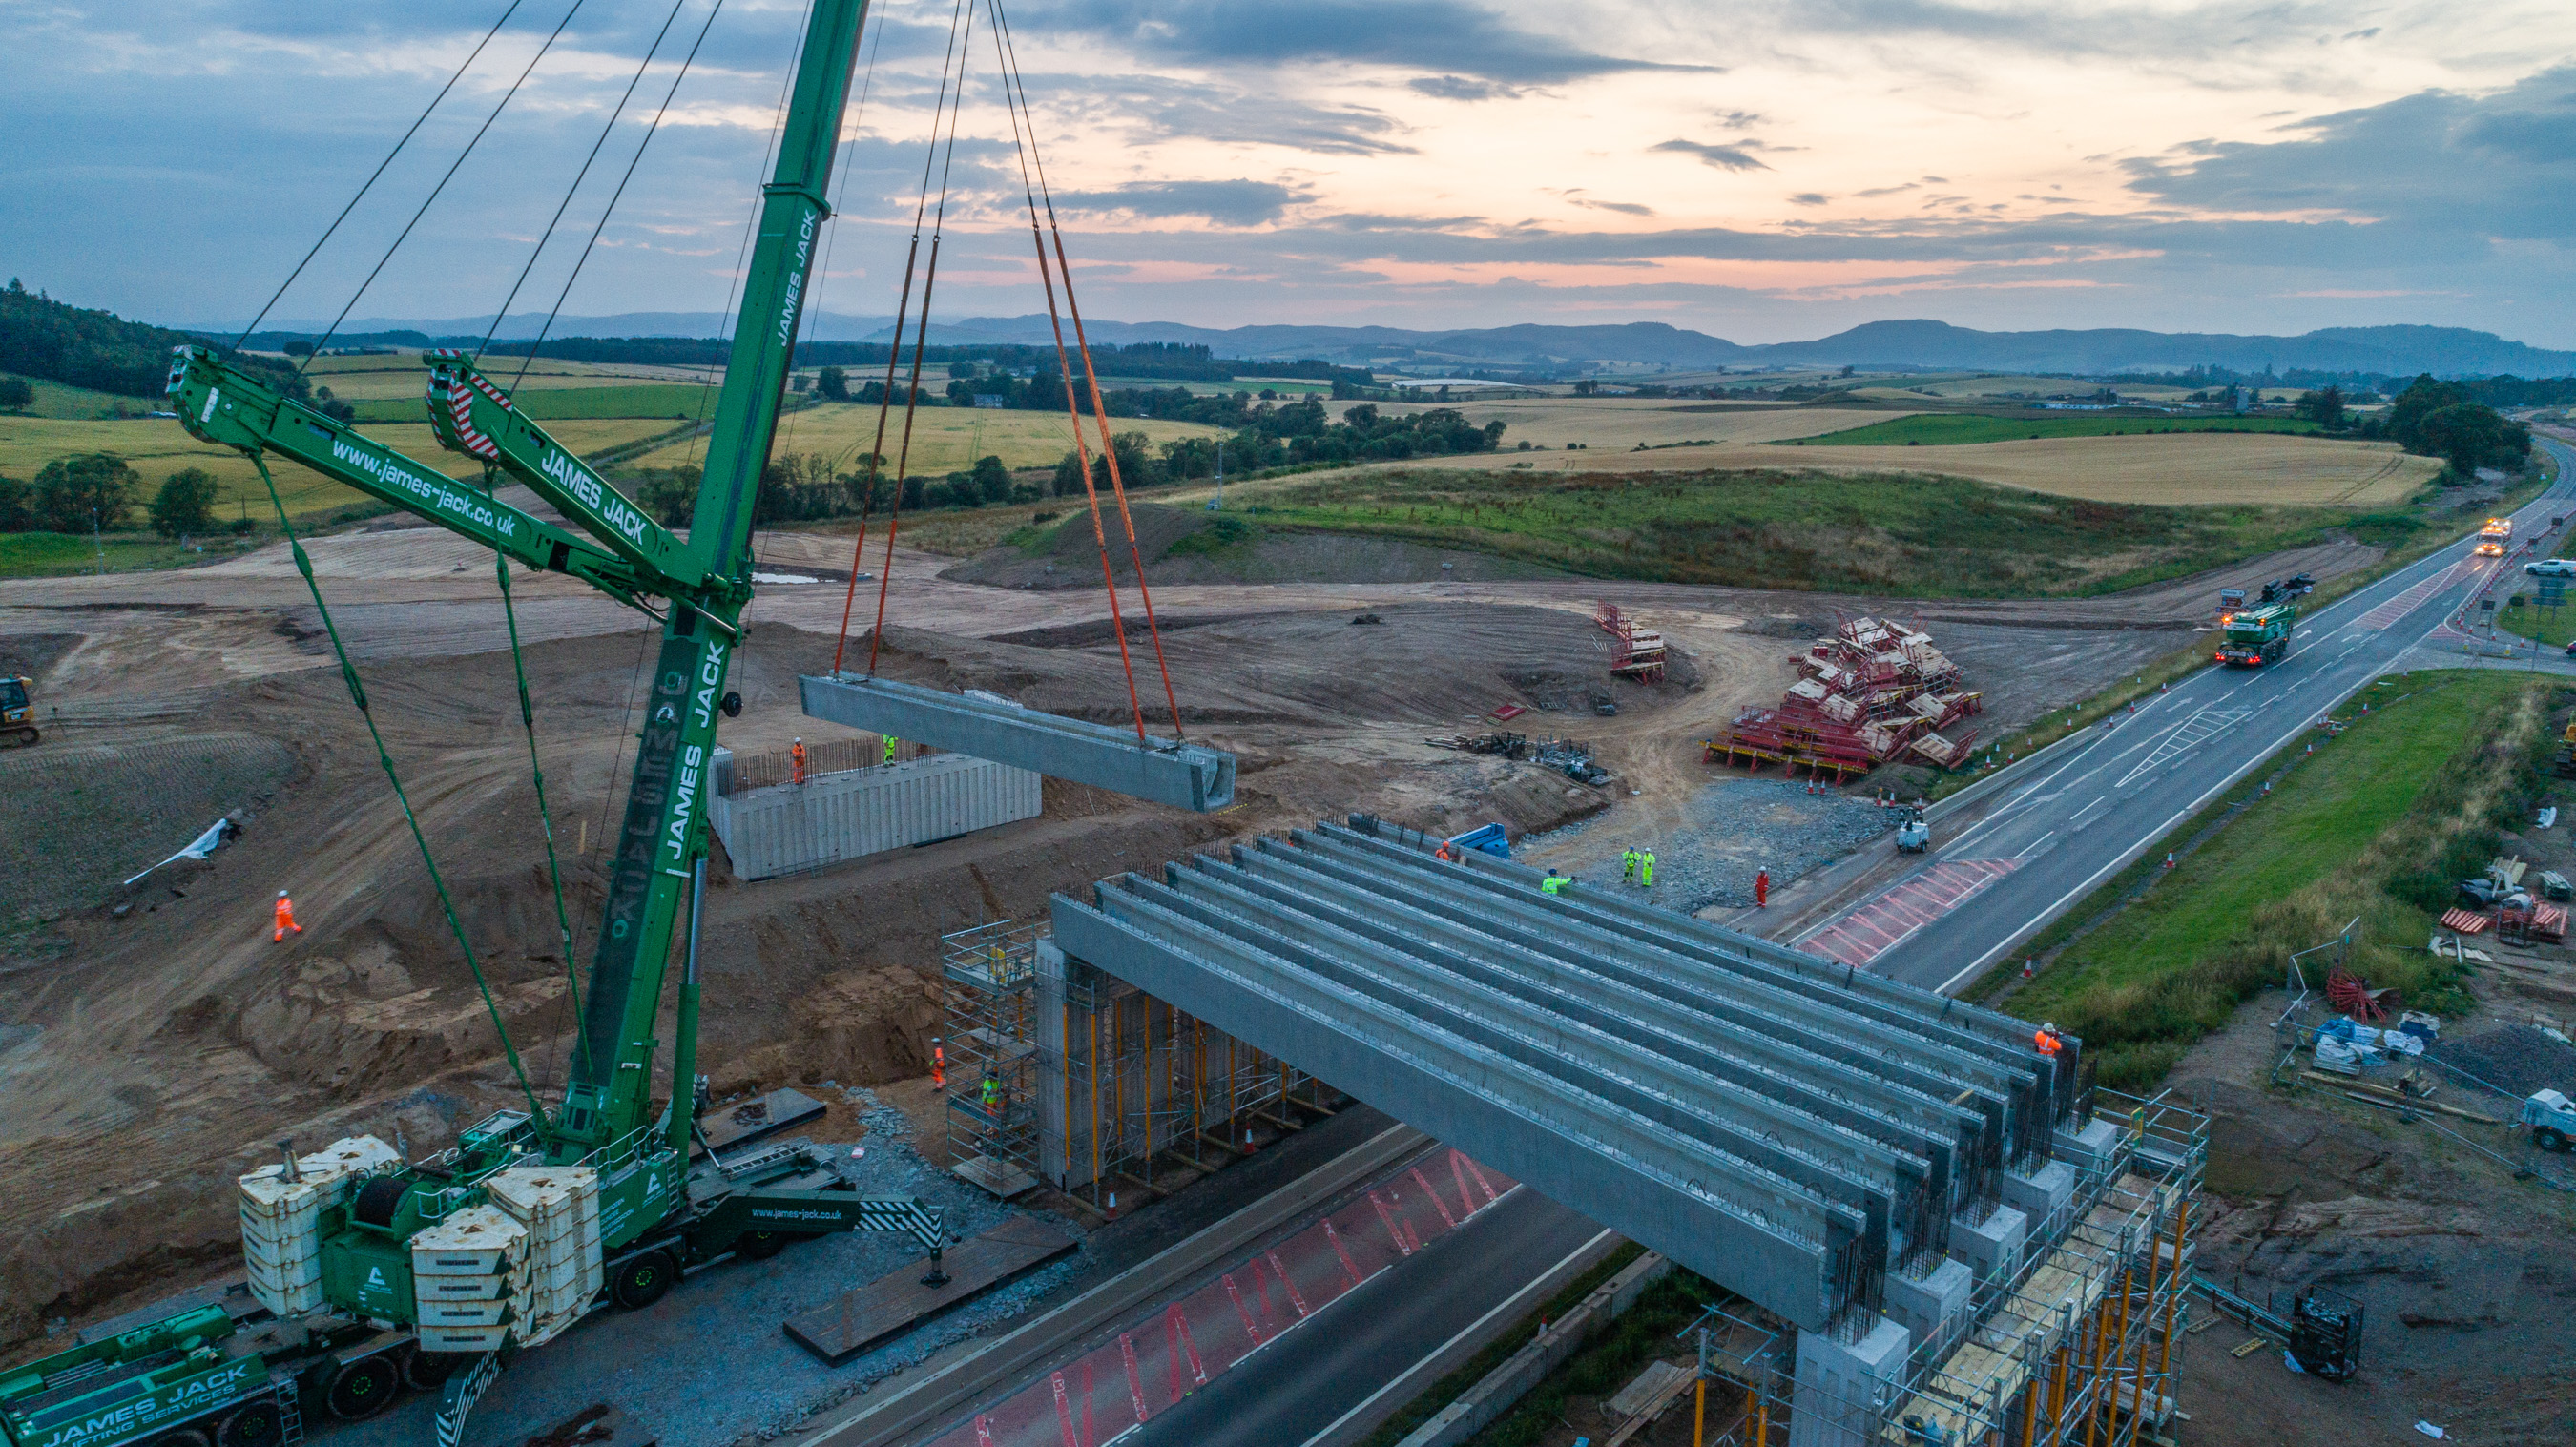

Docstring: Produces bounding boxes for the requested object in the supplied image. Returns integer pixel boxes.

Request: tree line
[2299,374,2533,476]
[0,452,230,537]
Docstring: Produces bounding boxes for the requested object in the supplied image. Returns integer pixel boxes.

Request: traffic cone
[1106,1191,1118,1221]
[2165,852,2176,870]
[2022,959,2035,979]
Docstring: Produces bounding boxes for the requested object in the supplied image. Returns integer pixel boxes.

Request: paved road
[1124,1188,1606,1447]
[1816,437,2576,993]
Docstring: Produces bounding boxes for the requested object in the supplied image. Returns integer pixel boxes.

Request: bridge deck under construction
[1045,816,2081,1332]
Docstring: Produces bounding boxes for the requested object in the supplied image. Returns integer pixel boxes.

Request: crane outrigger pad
[800,673,1236,812]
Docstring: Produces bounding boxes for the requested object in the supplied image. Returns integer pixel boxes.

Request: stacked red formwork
[1596,602,1667,683]
[1707,615,1982,781]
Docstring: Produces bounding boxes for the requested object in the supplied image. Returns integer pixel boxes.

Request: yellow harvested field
[1334,429,2437,506]
[627,401,1232,475]
[1369,398,1909,450]
[298,353,723,399]
[0,414,679,522]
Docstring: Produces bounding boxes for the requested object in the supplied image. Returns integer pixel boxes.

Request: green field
[351,382,722,425]
[1235,466,2362,597]
[1990,672,2550,1087]
[1785,413,2326,446]
[0,376,156,420]
[0,531,237,577]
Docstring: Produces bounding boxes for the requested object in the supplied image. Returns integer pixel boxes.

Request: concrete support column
[1950,1204,2027,1286]
[1789,1315,1909,1447]
[1880,1258,1972,1363]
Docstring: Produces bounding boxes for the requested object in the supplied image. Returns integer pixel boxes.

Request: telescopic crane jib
[141,0,949,1432]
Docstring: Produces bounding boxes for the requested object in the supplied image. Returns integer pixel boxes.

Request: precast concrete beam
[1340,817,2076,1143]
[799,673,1236,811]
[1212,845,1986,1164]
[1167,851,1957,1255]
[1050,889,1868,1330]
[1129,864,1922,1271]
[1301,825,2042,1168]
[1268,833,2020,1154]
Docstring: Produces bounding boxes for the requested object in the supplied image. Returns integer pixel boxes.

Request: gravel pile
[1519,778,1900,913]
[2425,1024,2576,1103]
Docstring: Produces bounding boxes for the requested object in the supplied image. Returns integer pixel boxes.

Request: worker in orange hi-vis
[2033,1022,2064,1056]
[1755,868,1770,908]
[790,736,808,785]
[931,1043,946,1088]
[272,890,302,941]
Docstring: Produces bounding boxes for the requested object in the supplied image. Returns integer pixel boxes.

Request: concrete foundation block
[2052,1118,2124,1184]
[1880,1258,1972,1362]
[2002,1160,2075,1228]
[1949,1205,2026,1285]
[1789,1315,1910,1447]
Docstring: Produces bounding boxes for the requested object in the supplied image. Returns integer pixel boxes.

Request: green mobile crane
[3,6,950,1443]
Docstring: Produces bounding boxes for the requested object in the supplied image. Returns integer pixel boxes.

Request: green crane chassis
[3,1114,937,1447]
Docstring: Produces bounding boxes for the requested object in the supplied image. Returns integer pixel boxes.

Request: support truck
[2216,603,2296,667]
[2478,517,2512,557]
[2,6,958,1443]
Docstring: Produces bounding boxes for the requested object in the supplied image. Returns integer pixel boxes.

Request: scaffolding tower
[940,920,1044,1199]
[1669,1085,2207,1447]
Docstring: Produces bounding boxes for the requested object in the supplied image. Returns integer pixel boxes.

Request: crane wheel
[403,1347,467,1392]
[324,1354,401,1420]
[613,1250,676,1309]
[738,1230,787,1259]
[217,1399,285,1447]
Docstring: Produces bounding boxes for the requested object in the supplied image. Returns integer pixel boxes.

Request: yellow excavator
[0,674,34,747]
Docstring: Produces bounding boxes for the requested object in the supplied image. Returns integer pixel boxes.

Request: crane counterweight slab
[799,673,1236,811]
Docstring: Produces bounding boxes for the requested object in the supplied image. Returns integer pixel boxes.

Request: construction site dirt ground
[0,520,2383,1375]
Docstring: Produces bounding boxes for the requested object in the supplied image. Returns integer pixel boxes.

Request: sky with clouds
[5,0,2573,344]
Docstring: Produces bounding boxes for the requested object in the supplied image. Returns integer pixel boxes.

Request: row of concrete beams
[1325,820,2055,1182]
[1223,834,1977,1233]
[1050,825,2064,1330]
[1343,816,2074,1164]
[799,674,1236,813]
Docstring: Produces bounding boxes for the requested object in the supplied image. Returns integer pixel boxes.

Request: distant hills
[174,310,2576,381]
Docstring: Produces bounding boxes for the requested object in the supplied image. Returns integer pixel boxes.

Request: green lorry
[2216,602,2296,667]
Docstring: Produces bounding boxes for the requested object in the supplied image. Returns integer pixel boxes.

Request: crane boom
[165,353,652,610]
[424,350,705,589]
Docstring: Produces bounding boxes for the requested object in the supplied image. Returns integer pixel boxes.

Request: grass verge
[1460,1271,1723,1447]
[1967,672,2560,1089]
[1236,467,2362,598]
[0,531,224,577]
[1787,413,2327,446]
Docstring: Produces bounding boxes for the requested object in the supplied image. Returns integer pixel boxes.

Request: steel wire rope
[474,0,696,362]
[295,0,593,375]
[864,0,1012,691]
[978,0,1153,735]
[829,0,966,675]
[990,0,1184,736]
[246,453,546,1122]
[507,0,733,390]
[233,0,530,349]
